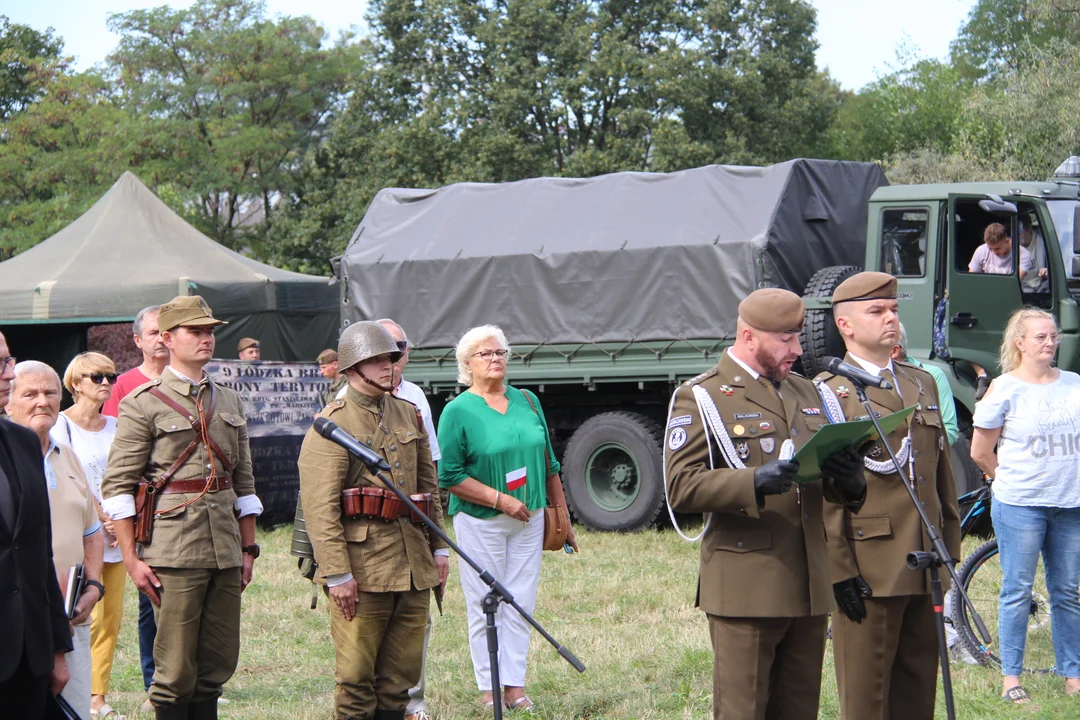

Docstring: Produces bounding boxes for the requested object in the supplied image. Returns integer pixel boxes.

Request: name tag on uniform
[506,467,527,491]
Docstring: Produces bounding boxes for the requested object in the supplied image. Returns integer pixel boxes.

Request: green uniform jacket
[322,374,348,407]
[101,369,256,569]
[816,355,961,597]
[298,384,448,593]
[665,352,864,618]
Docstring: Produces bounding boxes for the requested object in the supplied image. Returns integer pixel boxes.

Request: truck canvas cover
[341,159,888,348]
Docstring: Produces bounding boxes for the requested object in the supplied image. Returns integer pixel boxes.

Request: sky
[4,0,980,91]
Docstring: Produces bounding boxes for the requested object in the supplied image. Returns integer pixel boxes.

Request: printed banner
[206,360,330,521]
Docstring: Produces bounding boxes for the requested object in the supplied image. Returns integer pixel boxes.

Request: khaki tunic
[665,352,864,619]
[101,369,255,569]
[322,374,348,407]
[816,355,961,596]
[298,384,447,592]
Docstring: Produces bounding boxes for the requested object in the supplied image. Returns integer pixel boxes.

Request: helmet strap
[358,368,392,393]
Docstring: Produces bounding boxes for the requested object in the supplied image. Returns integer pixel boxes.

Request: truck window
[954,199,1024,278]
[880,208,928,277]
[1019,208,1050,296]
[1048,199,1077,280]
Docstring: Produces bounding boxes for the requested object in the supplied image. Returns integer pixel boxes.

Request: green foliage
[949,0,1080,82]
[269,0,841,272]
[0,16,63,120]
[105,0,362,249]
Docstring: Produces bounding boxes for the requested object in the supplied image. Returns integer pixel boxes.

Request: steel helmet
[337,321,402,370]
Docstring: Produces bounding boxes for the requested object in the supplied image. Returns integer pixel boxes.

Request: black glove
[822,444,866,498]
[833,575,873,623]
[753,459,799,503]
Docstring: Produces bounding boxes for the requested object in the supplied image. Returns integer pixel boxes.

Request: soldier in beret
[298,321,449,720]
[815,271,961,720]
[101,295,263,720]
[665,287,868,720]
[318,348,348,406]
[237,337,260,361]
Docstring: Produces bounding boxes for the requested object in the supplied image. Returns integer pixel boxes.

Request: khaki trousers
[90,561,127,696]
[831,594,939,720]
[707,614,827,720]
[150,566,242,707]
[330,589,429,720]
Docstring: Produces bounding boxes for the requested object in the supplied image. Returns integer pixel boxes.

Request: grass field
[97,527,1077,719]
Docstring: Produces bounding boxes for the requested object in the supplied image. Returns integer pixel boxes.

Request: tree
[0,16,63,120]
[950,0,1080,81]
[268,0,840,272]
[106,0,361,249]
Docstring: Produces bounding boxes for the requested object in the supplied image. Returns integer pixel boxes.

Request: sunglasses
[85,373,120,385]
[395,340,408,352]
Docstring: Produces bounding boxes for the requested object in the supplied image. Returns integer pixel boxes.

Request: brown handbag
[543,504,570,551]
[520,389,571,552]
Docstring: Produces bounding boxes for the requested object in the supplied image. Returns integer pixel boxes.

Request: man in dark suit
[0,329,73,716]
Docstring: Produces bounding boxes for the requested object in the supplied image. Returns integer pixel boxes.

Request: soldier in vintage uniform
[101,296,263,720]
[814,272,961,720]
[298,321,449,720]
[665,288,867,720]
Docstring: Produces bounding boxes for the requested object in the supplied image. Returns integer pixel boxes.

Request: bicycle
[950,478,1057,674]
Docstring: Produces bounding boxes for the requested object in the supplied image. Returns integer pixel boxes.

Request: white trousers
[62,623,91,719]
[454,509,544,691]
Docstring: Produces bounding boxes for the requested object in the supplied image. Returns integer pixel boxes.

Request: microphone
[313,417,390,471]
[823,356,894,390]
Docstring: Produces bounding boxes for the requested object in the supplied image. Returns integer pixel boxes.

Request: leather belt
[159,474,233,494]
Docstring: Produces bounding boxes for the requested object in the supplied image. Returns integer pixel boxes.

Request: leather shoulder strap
[519,389,552,477]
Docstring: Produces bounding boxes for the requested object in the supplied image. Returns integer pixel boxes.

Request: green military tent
[0,172,338,370]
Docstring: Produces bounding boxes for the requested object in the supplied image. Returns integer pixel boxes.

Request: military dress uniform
[101,298,262,713]
[816,273,961,720]
[298,326,447,720]
[665,289,865,720]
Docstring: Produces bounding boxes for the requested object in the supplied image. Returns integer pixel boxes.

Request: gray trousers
[405,614,433,714]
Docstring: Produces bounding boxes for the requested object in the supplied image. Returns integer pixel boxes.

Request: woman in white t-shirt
[971,309,1080,704]
[52,352,123,720]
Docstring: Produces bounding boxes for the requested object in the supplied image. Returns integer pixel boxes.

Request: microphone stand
[338,438,586,720]
[850,380,991,720]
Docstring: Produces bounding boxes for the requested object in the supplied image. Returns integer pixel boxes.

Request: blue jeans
[138,591,158,691]
[992,500,1080,677]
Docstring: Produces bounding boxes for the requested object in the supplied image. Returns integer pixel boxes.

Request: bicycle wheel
[954,538,1056,674]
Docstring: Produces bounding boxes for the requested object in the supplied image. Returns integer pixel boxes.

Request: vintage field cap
[157,295,227,332]
[832,271,898,304]
[316,348,338,364]
[738,288,805,333]
[238,337,260,352]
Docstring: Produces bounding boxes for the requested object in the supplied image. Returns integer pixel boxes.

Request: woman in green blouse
[438,325,577,713]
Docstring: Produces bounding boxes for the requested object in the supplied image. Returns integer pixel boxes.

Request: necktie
[0,462,15,531]
[758,376,782,402]
[881,368,901,401]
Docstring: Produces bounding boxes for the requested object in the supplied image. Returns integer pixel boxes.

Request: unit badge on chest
[760,438,775,455]
[719,385,734,396]
[759,421,771,431]
[736,441,750,460]
[837,385,851,399]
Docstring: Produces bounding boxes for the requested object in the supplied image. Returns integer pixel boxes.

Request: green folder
[791,405,918,484]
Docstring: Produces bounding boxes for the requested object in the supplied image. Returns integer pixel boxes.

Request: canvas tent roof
[341,159,888,348]
[0,172,338,362]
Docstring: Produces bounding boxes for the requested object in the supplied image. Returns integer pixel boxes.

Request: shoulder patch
[683,367,718,387]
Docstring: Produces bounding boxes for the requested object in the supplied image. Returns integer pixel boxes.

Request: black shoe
[975,374,990,401]
[374,710,407,720]
[154,706,189,720]
[187,700,218,720]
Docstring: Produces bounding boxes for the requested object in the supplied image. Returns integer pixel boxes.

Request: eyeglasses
[0,356,15,372]
[84,373,120,385]
[1026,333,1061,345]
[395,340,408,352]
[472,349,508,361]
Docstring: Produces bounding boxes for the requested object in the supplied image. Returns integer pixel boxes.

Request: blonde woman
[970,309,1080,704]
[437,325,577,712]
[52,352,124,719]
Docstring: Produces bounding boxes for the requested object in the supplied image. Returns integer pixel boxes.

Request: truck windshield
[1048,199,1078,280]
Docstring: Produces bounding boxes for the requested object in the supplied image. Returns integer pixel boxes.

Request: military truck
[336,157,1080,532]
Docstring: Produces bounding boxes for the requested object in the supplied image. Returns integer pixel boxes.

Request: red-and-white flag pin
[506,467,527,491]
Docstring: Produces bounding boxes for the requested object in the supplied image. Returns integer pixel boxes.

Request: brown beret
[157,295,226,332]
[316,348,338,364]
[738,288,805,333]
[237,337,259,352]
[832,271,897,305]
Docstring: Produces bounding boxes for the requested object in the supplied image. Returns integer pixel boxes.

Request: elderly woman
[971,309,1080,704]
[438,325,577,712]
[52,352,124,720]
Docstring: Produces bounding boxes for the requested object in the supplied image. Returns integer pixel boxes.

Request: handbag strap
[519,389,553,478]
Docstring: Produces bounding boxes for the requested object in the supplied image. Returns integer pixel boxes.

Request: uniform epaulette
[683,367,718,387]
[326,399,346,414]
[130,378,162,396]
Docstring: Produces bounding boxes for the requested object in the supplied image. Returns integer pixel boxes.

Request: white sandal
[90,704,126,719]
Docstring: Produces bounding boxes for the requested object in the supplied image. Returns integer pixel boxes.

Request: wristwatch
[83,579,106,599]
[242,543,261,559]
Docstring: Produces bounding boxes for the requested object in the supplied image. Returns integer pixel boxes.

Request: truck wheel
[562,411,665,532]
[800,265,863,377]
